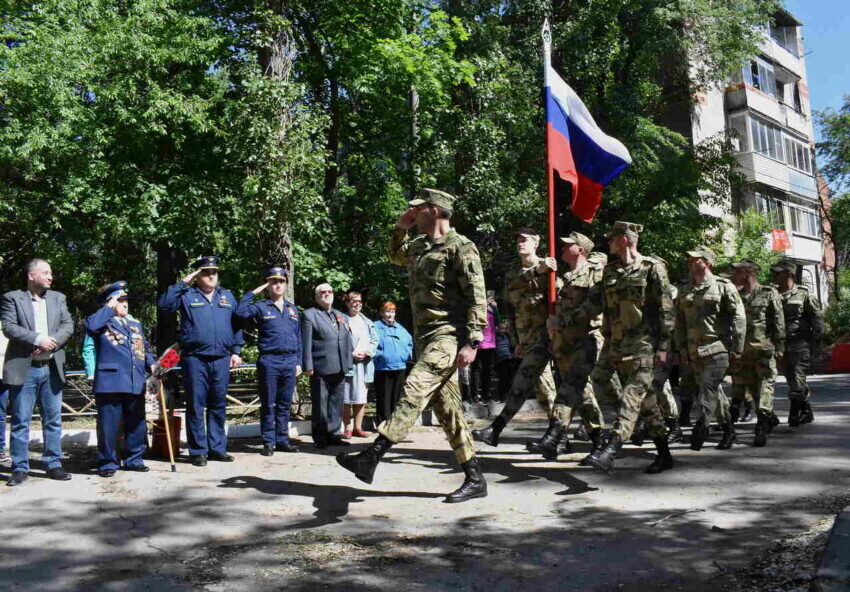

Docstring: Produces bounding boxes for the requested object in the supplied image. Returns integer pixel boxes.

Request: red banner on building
[771,229,791,251]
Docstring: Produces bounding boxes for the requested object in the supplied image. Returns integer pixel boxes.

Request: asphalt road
[1,374,848,591]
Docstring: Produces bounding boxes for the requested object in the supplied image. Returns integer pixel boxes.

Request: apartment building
[690,8,830,303]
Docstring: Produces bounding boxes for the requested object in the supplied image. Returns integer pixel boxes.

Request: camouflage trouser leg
[498,345,556,424]
[691,353,731,424]
[378,336,475,464]
[533,368,557,418]
[680,363,725,424]
[731,352,777,412]
[652,363,678,420]
[552,335,604,431]
[591,356,666,441]
[784,344,812,403]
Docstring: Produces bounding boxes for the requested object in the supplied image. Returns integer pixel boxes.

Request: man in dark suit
[301,283,353,448]
[2,258,74,486]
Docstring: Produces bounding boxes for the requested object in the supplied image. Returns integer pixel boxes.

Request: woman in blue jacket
[372,302,413,426]
[86,282,156,478]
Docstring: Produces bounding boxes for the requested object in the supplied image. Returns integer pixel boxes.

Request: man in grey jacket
[2,259,74,486]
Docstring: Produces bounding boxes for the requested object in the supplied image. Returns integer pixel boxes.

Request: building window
[768,22,799,55]
[755,193,786,229]
[744,58,777,97]
[750,115,784,161]
[789,205,819,238]
[793,83,803,113]
[783,136,813,174]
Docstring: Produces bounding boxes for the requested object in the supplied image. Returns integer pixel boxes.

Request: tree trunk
[155,240,186,353]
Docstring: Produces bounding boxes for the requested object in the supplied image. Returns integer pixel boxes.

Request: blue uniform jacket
[373,320,414,372]
[235,293,302,364]
[86,306,156,395]
[157,283,244,358]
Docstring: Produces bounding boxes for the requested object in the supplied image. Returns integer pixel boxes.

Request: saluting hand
[106,294,120,311]
[182,269,201,285]
[396,207,418,229]
[252,282,269,296]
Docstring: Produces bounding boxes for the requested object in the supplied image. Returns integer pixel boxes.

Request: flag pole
[542,19,556,314]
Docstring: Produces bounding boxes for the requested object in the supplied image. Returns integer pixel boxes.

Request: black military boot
[753,412,768,447]
[799,401,814,424]
[336,436,393,485]
[741,401,754,422]
[767,411,780,433]
[717,422,737,450]
[690,419,708,451]
[586,433,623,474]
[679,399,693,427]
[445,458,488,503]
[574,423,590,442]
[526,419,557,453]
[630,419,646,447]
[471,416,506,447]
[729,402,741,424]
[579,428,606,466]
[645,437,673,474]
[666,418,683,443]
[540,422,572,461]
[788,399,802,427]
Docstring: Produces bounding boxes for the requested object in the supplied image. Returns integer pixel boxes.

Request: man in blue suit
[301,283,353,449]
[158,256,244,466]
[87,281,157,477]
[236,266,302,456]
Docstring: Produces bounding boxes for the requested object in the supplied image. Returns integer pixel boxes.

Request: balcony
[780,103,813,137]
[758,34,804,79]
[786,233,823,263]
[735,152,817,200]
[725,88,812,139]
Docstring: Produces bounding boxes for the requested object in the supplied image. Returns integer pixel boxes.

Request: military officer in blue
[86,282,157,478]
[236,266,302,456]
[157,256,244,466]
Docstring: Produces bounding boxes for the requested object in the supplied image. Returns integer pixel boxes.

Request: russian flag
[545,63,631,222]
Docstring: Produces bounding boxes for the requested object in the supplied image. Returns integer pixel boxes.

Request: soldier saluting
[337,188,489,503]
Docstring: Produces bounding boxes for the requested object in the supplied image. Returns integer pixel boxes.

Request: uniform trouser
[590,355,666,441]
[378,335,476,464]
[784,344,812,402]
[551,335,604,431]
[374,369,406,426]
[679,363,727,424]
[310,372,345,445]
[182,355,230,457]
[652,364,679,420]
[730,352,777,412]
[497,345,556,424]
[95,392,147,470]
[258,355,298,446]
[685,353,731,425]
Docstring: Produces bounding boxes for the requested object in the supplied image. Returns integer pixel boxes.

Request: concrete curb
[811,506,850,592]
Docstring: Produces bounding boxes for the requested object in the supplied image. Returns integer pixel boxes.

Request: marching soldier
[771,260,824,426]
[236,267,302,456]
[583,222,675,474]
[337,188,489,503]
[675,247,746,451]
[157,256,244,466]
[530,232,605,460]
[472,228,557,447]
[86,282,157,477]
[729,259,785,446]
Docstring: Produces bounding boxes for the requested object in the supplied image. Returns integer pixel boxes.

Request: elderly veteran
[157,256,244,466]
[236,267,302,456]
[86,282,157,477]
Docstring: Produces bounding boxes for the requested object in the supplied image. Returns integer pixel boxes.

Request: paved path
[2,375,849,591]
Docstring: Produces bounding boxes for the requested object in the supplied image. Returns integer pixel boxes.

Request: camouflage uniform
[378,224,487,464]
[549,251,606,431]
[778,283,824,403]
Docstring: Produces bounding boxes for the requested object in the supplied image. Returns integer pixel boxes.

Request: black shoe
[313,440,328,449]
[209,452,235,462]
[574,423,590,442]
[445,458,488,503]
[276,443,299,453]
[98,469,116,478]
[630,419,646,447]
[729,403,740,424]
[679,399,693,427]
[526,419,557,453]
[336,436,393,485]
[579,429,607,466]
[46,468,72,481]
[690,420,708,451]
[788,399,802,427]
[587,434,623,474]
[646,437,673,474]
[261,445,275,457]
[717,422,737,450]
[328,437,351,447]
[471,416,506,447]
[666,418,683,443]
[122,465,150,472]
[799,401,814,424]
[191,455,208,467]
[6,471,28,486]
[753,413,768,447]
[741,402,753,423]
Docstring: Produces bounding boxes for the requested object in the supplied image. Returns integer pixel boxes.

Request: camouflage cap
[605,221,643,239]
[730,258,761,273]
[559,231,594,253]
[514,226,540,240]
[685,245,717,265]
[771,259,798,274]
[408,188,455,213]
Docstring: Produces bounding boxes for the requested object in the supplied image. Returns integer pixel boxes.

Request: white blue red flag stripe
[545,62,631,222]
